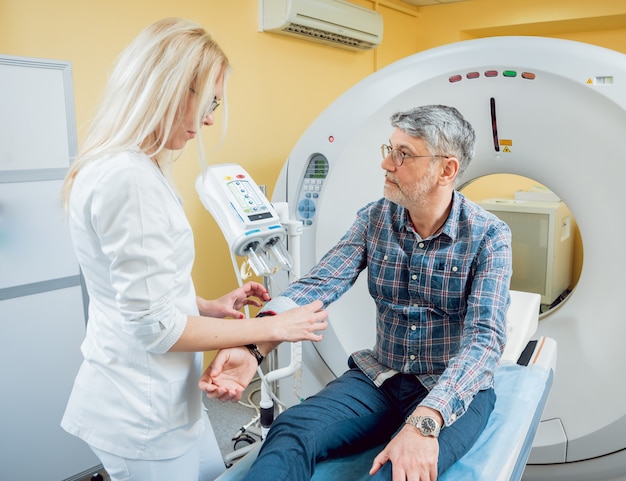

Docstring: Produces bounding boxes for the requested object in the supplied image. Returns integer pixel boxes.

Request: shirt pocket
[368,247,409,300]
[163,377,189,433]
[426,260,469,314]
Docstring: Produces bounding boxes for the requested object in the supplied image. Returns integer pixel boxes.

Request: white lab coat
[61,150,205,460]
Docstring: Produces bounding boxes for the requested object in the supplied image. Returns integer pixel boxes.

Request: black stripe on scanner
[517,340,538,366]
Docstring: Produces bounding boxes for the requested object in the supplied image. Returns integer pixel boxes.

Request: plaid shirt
[276,191,512,426]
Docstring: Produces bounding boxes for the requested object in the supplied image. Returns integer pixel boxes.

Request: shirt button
[452,266,458,272]
[412,274,417,280]
[410,355,416,360]
[418,242,425,248]
[411,325,416,330]
[413,303,419,308]
[383,255,388,261]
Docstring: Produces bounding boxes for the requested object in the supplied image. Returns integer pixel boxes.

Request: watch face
[406,415,440,437]
[421,417,438,435]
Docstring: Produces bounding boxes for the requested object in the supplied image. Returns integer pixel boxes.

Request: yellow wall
[0,0,424,305]
[415,0,626,50]
[2,0,625,321]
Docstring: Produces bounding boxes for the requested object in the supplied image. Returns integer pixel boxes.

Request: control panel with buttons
[296,154,329,226]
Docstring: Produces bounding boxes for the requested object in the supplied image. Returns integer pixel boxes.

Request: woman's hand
[197,281,271,319]
[266,300,328,342]
[199,347,258,402]
[199,300,328,400]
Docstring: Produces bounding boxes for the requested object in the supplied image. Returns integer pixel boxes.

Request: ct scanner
[265,36,626,480]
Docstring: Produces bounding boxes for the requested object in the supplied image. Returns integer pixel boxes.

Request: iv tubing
[258,203,303,436]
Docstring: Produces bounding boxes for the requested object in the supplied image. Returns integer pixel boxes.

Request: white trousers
[90,415,226,481]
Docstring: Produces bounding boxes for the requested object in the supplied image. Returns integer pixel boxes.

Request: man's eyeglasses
[381,144,448,167]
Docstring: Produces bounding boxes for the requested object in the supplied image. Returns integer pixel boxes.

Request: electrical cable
[228,247,291,414]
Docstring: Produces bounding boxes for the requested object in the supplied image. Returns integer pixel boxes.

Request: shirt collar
[397,190,461,242]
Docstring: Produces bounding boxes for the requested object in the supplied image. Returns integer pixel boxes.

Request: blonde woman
[60,18,327,481]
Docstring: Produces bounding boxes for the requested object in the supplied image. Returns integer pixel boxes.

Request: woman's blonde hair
[61,17,230,206]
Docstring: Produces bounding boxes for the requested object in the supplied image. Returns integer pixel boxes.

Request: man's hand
[370,422,439,480]
[198,346,258,402]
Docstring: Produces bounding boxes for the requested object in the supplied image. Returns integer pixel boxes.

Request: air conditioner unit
[259,0,383,51]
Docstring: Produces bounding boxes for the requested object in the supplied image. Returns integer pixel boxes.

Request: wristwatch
[245,344,265,365]
[405,415,441,438]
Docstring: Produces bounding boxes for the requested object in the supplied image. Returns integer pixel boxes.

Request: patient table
[216,291,557,481]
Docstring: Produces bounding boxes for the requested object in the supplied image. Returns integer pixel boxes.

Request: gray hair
[390,105,476,179]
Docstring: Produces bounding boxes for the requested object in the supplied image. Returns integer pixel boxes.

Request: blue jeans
[243,358,495,481]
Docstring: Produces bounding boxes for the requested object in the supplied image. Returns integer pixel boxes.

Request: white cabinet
[0,55,100,480]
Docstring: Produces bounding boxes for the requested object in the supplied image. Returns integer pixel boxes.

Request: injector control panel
[196,163,292,277]
[296,154,329,226]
